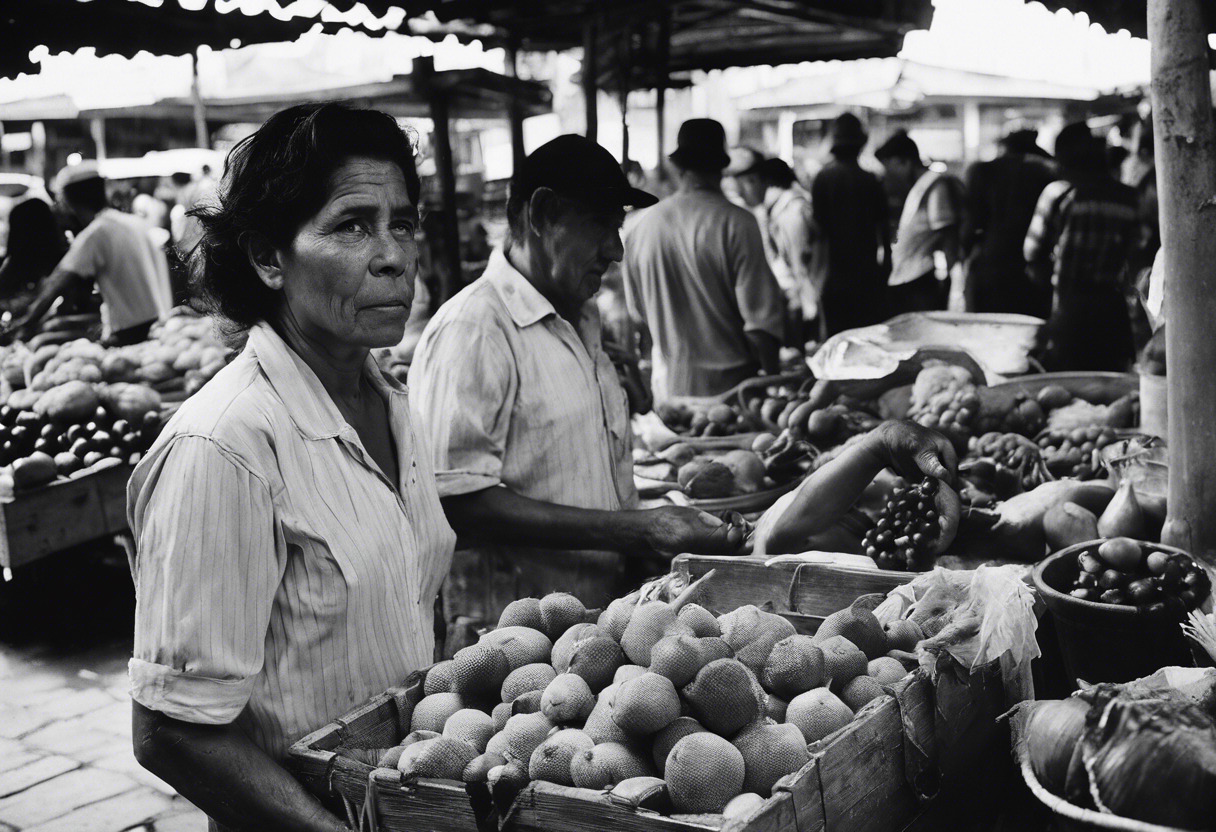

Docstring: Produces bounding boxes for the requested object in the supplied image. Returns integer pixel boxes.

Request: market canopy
[320,0,935,90]
[0,0,329,79]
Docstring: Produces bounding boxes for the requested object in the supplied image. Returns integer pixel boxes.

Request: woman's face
[275,156,419,351]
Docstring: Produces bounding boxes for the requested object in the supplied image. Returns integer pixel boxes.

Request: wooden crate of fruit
[0,460,133,573]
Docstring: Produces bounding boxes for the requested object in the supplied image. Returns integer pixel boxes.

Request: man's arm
[1024,182,1066,285]
[745,331,781,375]
[133,703,347,832]
[730,212,786,370]
[926,179,963,272]
[8,267,80,335]
[441,487,743,555]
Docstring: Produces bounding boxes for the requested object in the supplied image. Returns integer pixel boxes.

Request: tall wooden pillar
[583,17,598,140]
[655,11,670,180]
[429,90,462,305]
[505,36,526,176]
[1150,0,1216,567]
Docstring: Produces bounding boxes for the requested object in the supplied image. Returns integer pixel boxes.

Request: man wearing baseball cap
[10,161,172,345]
[410,135,741,646]
[622,119,785,400]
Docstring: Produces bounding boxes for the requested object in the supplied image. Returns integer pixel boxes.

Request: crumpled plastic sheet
[876,564,1040,703]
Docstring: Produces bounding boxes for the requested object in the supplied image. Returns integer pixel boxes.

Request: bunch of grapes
[1037,426,1117,479]
[861,478,941,572]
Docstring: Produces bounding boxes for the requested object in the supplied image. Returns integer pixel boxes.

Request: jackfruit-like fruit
[501,662,558,704]
[610,672,681,736]
[540,673,595,724]
[762,635,825,699]
[650,716,707,774]
[567,635,624,693]
[502,712,555,764]
[677,603,721,637]
[681,659,760,737]
[817,635,868,693]
[649,635,732,688]
[397,736,479,780]
[839,675,885,712]
[410,693,465,734]
[480,626,553,670]
[732,721,809,796]
[451,644,511,702]
[528,728,594,785]
[814,600,889,660]
[613,664,648,685]
[498,597,545,630]
[423,660,454,695]
[443,709,495,753]
[570,742,654,789]
[786,688,853,743]
[665,733,745,813]
[598,592,640,642]
[539,592,587,641]
[552,623,609,672]
[867,656,908,685]
[718,606,797,675]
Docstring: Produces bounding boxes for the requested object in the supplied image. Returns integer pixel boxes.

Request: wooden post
[505,36,526,177]
[89,118,106,160]
[190,51,209,149]
[655,11,670,181]
[583,17,598,139]
[1150,0,1216,567]
[429,90,463,305]
[619,26,632,164]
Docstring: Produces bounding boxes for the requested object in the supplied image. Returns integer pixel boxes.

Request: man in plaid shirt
[1024,122,1140,370]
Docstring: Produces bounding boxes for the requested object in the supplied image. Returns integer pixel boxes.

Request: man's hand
[640,506,745,555]
[867,419,958,485]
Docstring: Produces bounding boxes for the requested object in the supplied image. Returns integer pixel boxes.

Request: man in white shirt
[410,136,741,640]
[11,161,172,345]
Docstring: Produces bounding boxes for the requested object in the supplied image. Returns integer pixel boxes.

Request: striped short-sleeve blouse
[127,322,456,760]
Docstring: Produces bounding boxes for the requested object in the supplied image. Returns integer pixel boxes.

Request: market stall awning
[0,0,332,79]
[320,0,935,90]
[1034,0,1215,65]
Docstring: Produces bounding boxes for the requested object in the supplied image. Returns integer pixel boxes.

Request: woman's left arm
[757,420,956,554]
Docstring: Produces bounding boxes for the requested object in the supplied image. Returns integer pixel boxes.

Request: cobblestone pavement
[0,547,207,832]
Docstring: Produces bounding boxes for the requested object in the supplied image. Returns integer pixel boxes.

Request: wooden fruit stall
[287,554,1010,832]
[0,461,133,579]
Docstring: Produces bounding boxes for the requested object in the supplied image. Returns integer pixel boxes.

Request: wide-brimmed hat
[829,113,868,152]
[53,160,103,194]
[512,134,657,209]
[669,118,731,171]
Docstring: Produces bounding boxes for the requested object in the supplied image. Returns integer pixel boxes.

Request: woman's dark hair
[4,198,67,271]
[190,102,419,328]
[756,158,798,190]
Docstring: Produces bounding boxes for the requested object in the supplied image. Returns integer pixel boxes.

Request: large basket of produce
[289,558,1007,832]
[1009,668,1216,832]
[1032,540,1211,687]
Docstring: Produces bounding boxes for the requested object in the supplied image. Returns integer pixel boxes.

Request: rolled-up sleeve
[128,435,282,725]
[730,212,786,339]
[408,319,514,498]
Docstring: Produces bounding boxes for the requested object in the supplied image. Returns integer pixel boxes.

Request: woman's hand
[866,420,958,485]
[641,506,746,555]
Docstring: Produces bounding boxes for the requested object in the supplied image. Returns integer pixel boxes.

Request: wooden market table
[0,463,133,579]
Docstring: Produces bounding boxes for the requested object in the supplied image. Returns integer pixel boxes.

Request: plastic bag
[875,564,1040,702]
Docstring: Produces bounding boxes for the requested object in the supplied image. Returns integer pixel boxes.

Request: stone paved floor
[0,546,207,832]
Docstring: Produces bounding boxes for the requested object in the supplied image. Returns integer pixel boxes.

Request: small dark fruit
[82,451,103,467]
[1126,578,1157,604]
[1078,552,1103,574]
[1099,589,1126,605]
[1076,571,1098,589]
[1098,569,1126,590]
[1070,588,1096,601]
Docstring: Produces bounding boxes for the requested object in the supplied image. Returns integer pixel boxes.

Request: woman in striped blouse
[127,103,455,831]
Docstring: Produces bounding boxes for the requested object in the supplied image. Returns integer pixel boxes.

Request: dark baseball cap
[511,134,657,210]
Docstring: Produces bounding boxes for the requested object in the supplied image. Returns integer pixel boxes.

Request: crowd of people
[621,111,1158,383]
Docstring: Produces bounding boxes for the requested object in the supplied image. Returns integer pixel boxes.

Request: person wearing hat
[961,123,1058,316]
[875,130,965,315]
[621,119,785,401]
[409,134,742,643]
[8,161,172,345]
[810,113,891,335]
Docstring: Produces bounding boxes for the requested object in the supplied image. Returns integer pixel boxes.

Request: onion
[1025,697,1089,795]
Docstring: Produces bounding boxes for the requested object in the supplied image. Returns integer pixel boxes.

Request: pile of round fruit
[656,402,756,438]
[1038,427,1118,480]
[861,477,958,571]
[3,404,161,490]
[1068,538,1211,613]
[354,583,923,819]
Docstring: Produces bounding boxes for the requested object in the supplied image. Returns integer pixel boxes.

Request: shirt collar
[246,322,406,442]
[484,248,557,329]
